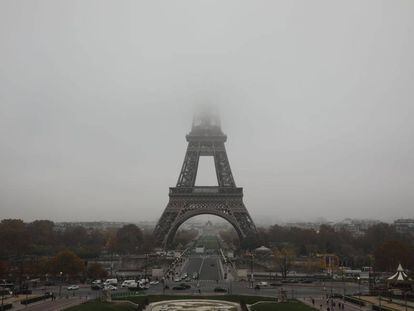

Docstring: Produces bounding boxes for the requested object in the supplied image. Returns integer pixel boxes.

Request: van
[121,280,135,288]
[104,278,118,286]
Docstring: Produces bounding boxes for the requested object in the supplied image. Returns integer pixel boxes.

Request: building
[394,219,414,235]
[333,218,379,237]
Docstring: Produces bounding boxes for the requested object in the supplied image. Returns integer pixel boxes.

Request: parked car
[91,284,102,290]
[149,281,159,285]
[257,281,269,287]
[104,278,118,286]
[121,280,136,288]
[172,285,187,290]
[67,285,79,290]
[214,287,227,293]
[179,283,191,289]
[270,282,283,287]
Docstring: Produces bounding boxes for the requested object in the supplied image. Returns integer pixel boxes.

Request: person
[312,298,315,306]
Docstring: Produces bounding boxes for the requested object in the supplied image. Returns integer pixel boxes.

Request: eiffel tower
[153,109,257,248]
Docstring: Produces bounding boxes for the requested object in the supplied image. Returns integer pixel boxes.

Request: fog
[1,1,413,223]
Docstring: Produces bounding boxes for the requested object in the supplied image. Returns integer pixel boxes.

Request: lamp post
[357,276,361,311]
[58,272,63,298]
[25,276,29,308]
[250,253,254,289]
[342,271,346,304]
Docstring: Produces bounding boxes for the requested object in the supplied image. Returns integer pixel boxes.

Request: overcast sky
[1,1,413,224]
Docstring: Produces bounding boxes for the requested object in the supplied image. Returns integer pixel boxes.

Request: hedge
[20,293,52,305]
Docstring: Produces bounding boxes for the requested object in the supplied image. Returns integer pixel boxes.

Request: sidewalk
[360,296,414,311]
[10,296,88,311]
[299,296,370,311]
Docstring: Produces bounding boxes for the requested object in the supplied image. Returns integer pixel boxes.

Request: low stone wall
[147,299,240,311]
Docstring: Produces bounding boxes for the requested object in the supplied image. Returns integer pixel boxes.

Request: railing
[112,291,146,299]
[170,187,243,196]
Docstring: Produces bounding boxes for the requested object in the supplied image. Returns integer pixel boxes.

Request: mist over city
[1,1,414,224]
[0,1,413,310]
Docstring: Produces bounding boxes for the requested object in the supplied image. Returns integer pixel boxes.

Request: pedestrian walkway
[360,296,414,311]
[299,296,370,311]
[11,296,88,311]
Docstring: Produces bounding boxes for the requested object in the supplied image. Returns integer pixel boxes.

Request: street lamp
[58,272,63,298]
[250,253,254,289]
[25,276,29,308]
[357,276,361,311]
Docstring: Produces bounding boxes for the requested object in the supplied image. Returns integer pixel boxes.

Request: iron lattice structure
[153,110,257,247]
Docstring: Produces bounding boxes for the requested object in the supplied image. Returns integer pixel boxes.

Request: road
[182,255,222,281]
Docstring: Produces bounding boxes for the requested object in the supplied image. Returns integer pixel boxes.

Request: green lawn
[66,301,136,311]
[251,301,316,311]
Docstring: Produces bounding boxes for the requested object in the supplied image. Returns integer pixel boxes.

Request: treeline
[0,219,155,259]
[222,223,414,272]
[0,219,199,260]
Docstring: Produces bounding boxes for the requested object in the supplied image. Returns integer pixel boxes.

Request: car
[254,284,261,290]
[179,283,191,289]
[214,287,227,293]
[67,285,79,290]
[104,278,118,286]
[174,277,181,282]
[257,281,269,287]
[0,289,12,296]
[121,280,136,288]
[149,281,159,285]
[270,282,283,287]
[172,285,187,290]
[91,284,102,290]
[104,285,117,291]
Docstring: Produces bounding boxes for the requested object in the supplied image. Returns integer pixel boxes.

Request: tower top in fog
[188,105,224,140]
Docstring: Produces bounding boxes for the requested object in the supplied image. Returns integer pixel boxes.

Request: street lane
[199,256,221,281]
[184,256,203,276]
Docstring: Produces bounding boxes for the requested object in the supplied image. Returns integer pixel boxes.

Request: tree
[0,219,30,257]
[374,240,414,272]
[49,250,85,278]
[0,260,9,279]
[27,220,56,255]
[87,262,108,280]
[62,226,88,248]
[171,229,198,249]
[114,224,143,254]
[273,246,296,279]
